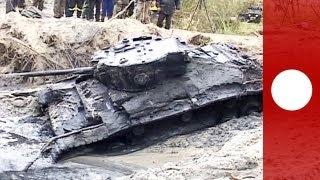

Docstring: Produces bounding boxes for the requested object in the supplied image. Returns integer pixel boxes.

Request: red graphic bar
[264,0,320,179]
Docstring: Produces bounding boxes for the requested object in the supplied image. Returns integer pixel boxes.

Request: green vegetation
[173,0,262,35]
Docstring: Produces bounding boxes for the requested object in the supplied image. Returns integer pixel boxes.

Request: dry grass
[0,34,91,74]
[0,14,109,74]
[173,0,262,35]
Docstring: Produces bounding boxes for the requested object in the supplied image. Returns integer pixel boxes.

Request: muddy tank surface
[0,36,262,174]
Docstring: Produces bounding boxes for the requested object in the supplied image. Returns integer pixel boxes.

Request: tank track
[37,83,261,162]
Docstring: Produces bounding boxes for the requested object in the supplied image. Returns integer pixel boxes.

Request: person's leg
[64,0,69,16]
[6,0,17,13]
[82,0,89,18]
[60,0,66,17]
[95,0,102,21]
[67,0,75,17]
[32,0,38,8]
[38,0,44,10]
[140,1,146,23]
[53,0,61,17]
[88,0,95,20]
[77,0,84,18]
[143,0,151,23]
[156,12,166,28]
[101,0,106,21]
[106,0,114,19]
[164,13,172,29]
[18,0,25,8]
[114,0,121,17]
[135,0,143,21]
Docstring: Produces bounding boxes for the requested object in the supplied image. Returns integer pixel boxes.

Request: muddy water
[61,114,262,178]
[67,147,201,169]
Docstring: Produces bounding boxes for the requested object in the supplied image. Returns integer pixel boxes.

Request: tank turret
[93,36,189,92]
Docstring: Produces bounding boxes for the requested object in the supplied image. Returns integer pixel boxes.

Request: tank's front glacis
[92,36,190,92]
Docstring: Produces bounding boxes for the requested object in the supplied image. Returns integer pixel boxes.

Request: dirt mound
[0,13,262,73]
[0,14,146,73]
[0,14,180,75]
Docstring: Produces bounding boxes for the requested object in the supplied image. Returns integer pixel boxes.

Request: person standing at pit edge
[54,0,66,18]
[32,0,44,11]
[82,0,102,21]
[101,0,114,21]
[135,0,152,24]
[156,0,180,30]
[6,0,25,13]
[67,0,84,18]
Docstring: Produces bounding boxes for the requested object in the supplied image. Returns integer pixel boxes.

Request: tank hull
[0,38,262,172]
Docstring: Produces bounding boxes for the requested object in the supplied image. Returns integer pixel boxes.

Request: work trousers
[102,0,114,19]
[83,0,102,21]
[135,0,151,24]
[54,0,66,18]
[67,0,84,18]
[32,0,44,11]
[6,0,25,13]
[157,11,173,29]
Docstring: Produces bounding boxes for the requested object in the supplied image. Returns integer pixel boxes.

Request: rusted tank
[0,36,262,172]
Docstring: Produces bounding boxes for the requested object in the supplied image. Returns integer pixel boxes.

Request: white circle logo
[271,70,313,111]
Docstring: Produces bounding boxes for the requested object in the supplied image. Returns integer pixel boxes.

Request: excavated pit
[0,37,262,179]
[0,2,264,177]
